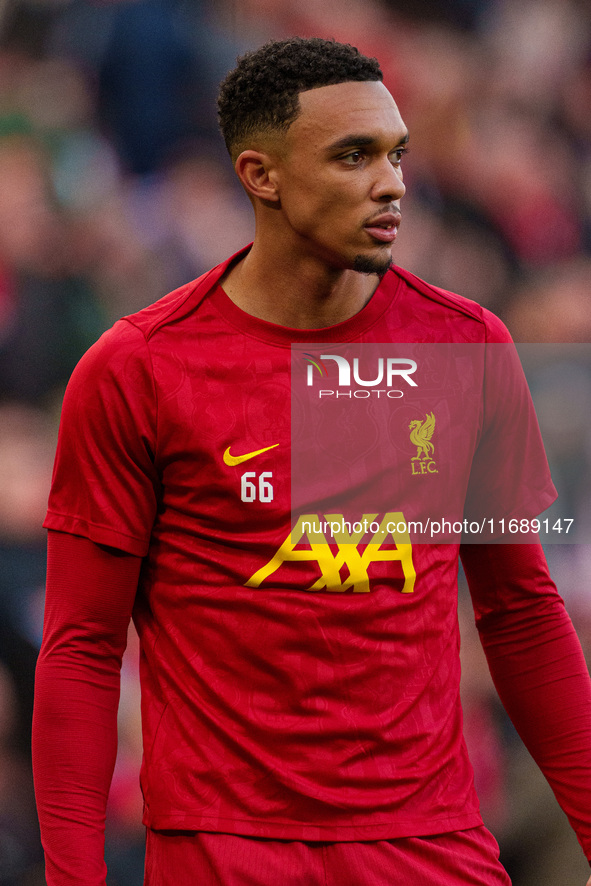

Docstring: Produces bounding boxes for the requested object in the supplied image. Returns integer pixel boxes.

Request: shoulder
[389,265,513,343]
[122,247,250,340]
[70,318,151,387]
[69,247,249,382]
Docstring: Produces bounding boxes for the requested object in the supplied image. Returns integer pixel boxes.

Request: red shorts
[144,826,511,885]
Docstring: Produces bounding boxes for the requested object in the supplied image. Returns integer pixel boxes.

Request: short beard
[353,253,393,277]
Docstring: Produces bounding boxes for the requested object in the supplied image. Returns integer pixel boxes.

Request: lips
[364,211,402,243]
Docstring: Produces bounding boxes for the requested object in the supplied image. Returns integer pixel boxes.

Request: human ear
[234,150,280,203]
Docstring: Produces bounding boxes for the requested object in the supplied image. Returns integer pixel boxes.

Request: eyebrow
[327,131,410,152]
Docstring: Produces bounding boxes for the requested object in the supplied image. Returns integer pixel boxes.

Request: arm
[33,530,142,886]
[461,542,591,866]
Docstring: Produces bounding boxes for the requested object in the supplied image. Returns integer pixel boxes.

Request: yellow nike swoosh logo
[223,444,279,466]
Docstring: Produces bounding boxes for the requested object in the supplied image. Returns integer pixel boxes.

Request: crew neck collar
[208,247,401,346]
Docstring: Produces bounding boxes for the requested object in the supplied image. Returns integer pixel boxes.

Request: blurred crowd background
[0,0,590,883]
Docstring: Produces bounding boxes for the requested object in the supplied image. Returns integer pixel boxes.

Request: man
[33,37,591,885]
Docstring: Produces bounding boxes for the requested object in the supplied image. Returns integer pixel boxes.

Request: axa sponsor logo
[246,511,416,594]
[304,353,418,399]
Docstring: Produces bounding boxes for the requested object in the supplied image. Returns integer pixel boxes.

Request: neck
[221,240,381,329]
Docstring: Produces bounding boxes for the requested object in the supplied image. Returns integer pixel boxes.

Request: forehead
[286,80,406,153]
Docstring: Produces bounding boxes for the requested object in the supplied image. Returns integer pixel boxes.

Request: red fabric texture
[34,532,591,884]
[41,258,556,843]
[33,253,591,878]
[461,541,591,861]
[33,530,142,886]
[144,826,510,886]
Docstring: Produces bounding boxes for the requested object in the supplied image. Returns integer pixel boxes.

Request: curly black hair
[218,37,383,160]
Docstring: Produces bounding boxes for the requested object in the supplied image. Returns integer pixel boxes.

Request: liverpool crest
[409,412,438,474]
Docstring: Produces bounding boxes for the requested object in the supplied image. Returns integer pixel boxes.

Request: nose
[372,157,406,202]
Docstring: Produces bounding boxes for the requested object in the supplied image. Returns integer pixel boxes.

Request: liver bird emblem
[409,412,436,460]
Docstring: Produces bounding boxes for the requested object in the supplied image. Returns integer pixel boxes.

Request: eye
[341,150,366,165]
[390,145,409,166]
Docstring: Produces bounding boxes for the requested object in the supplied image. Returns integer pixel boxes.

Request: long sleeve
[461,542,591,861]
[33,530,142,886]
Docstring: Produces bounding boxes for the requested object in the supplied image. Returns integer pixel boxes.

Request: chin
[352,253,393,276]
